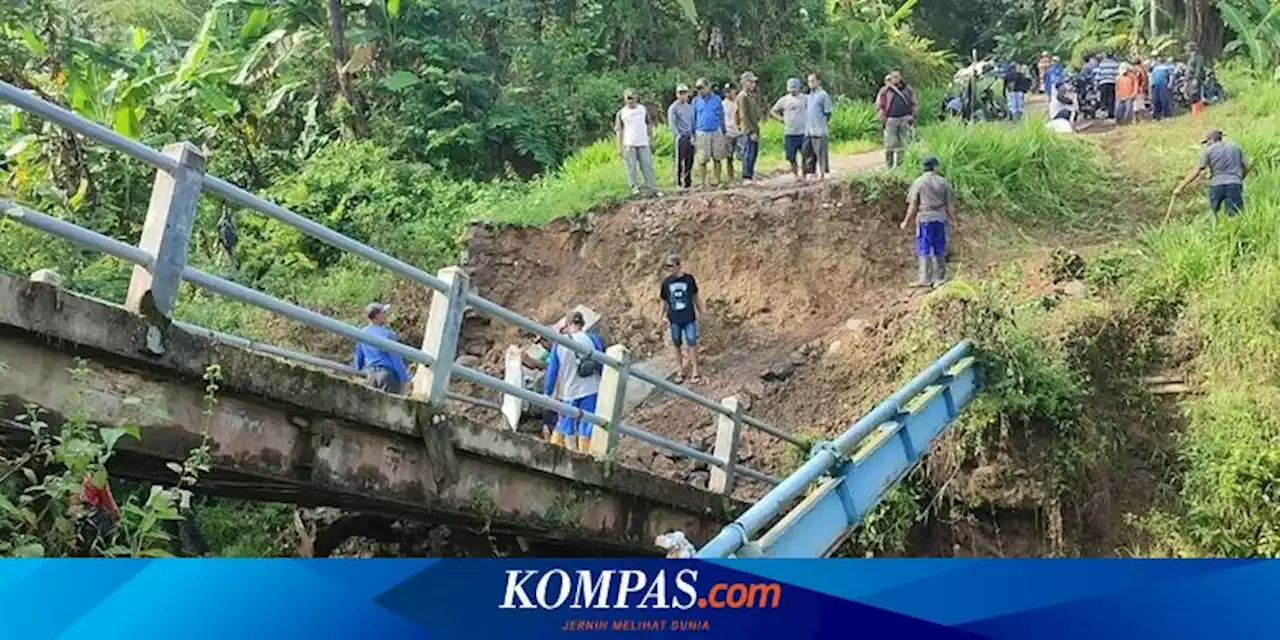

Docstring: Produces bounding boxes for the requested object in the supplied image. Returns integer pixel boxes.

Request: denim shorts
[1209,183,1244,216]
[669,320,699,347]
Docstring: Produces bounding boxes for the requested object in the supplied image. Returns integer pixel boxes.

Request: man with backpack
[876,68,916,168]
[544,310,605,453]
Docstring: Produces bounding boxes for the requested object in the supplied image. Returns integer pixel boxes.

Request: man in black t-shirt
[659,253,703,384]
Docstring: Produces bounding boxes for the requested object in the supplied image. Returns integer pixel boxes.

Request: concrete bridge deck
[0,273,742,554]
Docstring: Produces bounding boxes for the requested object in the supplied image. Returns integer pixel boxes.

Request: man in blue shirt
[1150,56,1175,120]
[544,311,605,453]
[353,302,412,395]
[691,77,728,188]
[804,72,834,181]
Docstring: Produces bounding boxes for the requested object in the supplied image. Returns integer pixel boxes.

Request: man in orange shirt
[1115,64,1139,124]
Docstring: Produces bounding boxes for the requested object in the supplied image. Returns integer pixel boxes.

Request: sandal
[673,373,685,384]
[689,374,702,384]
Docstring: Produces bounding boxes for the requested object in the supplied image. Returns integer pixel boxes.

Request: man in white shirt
[615,89,661,197]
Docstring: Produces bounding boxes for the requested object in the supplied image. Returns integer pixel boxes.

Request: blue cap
[923,156,939,170]
[787,77,802,90]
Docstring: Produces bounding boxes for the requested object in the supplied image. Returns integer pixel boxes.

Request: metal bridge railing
[0,80,794,493]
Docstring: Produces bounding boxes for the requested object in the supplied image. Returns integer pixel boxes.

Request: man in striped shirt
[1095,53,1120,120]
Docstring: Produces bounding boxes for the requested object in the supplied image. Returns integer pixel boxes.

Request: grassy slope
[1102,75,1280,556]
[888,72,1280,558]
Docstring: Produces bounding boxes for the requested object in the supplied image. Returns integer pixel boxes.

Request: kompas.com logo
[498,568,783,610]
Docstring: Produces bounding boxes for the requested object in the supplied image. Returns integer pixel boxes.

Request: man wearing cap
[804,72,834,181]
[771,78,809,181]
[876,68,916,169]
[353,302,412,394]
[736,71,763,184]
[900,156,957,288]
[692,78,729,188]
[1173,129,1250,217]
[615,88,661,197]
[659,253,703,384]
[544,311,605,452]
[668,84,695,191]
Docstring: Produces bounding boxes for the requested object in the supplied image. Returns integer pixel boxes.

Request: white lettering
[671,569,699,610]
[614,570,648,608]
[535,569,572,609]
[637,569,669,609]
[570,570,614,609]
[500,570,538,609]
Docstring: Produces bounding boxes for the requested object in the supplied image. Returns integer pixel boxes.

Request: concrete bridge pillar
[413,266,469,405]
[709,396,743,494]
[590,344,631,459]
[126,141,206,320]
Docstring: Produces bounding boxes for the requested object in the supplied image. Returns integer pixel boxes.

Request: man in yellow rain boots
[544,311,605,453]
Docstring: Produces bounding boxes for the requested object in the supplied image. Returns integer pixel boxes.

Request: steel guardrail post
[125,142,205,324]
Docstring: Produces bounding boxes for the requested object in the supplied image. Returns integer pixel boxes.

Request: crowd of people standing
[618,70,836,193]
[1032,43,1212,129]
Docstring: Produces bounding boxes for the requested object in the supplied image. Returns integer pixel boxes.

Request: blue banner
[1,559,1271,639]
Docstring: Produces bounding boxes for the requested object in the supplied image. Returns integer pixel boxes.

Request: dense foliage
[1,0,950,305]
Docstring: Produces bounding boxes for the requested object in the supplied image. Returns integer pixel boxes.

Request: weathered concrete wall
[0,273,741,553]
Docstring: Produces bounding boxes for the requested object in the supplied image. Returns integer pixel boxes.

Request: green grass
[899,118,1113,226]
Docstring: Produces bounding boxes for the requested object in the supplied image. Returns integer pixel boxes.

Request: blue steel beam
[697,343,979,558]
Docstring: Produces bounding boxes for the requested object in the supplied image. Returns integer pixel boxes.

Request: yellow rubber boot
[578,435,593,455]
[549,431,566,448]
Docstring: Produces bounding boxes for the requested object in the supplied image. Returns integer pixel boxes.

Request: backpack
[576,356,601,378]
[572,332,602,378]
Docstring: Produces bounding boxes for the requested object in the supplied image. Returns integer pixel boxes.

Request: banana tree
[1218,0,1280,78]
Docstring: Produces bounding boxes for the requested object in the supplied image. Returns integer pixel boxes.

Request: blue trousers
[1209,183,1244,216]
[1152,85,1173,119]
[742,136,759,179]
